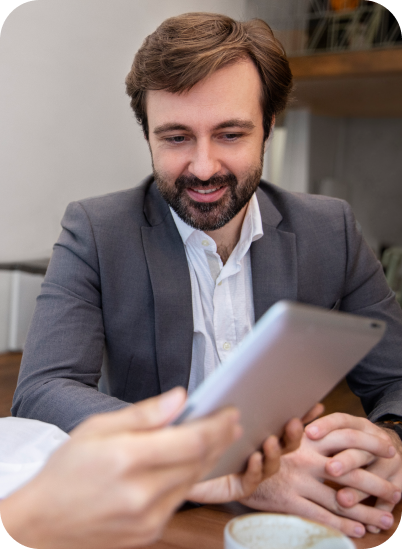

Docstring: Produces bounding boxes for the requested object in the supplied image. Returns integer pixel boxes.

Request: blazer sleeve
[339,201,402,421]
[11,201,129,433]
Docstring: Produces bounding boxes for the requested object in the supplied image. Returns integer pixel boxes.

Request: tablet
[172,300,385,480]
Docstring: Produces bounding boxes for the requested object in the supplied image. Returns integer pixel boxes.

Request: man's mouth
[194,187,220,194]
[186,186,227,203]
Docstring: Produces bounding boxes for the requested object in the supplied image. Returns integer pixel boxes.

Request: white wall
[0,0,247,263]
[263,110,311,194]
[263,127,287,187]
[280,109,311,193]
[246,0,309,27]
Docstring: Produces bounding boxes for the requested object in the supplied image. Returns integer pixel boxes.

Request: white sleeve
[0,417,69,499]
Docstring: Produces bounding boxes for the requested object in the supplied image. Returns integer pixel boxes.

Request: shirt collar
[170,207,197,245]
[170,192,263,249]
[241,192,263,245]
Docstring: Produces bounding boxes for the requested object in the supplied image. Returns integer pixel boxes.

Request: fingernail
[370,527,381,534]
[381,515,393,529]
[354,525,365,537]
[306,425,318,437]
[393,491,401,504]
[328,461,342,475]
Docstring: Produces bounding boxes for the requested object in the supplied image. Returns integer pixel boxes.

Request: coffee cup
[224,513,356,549]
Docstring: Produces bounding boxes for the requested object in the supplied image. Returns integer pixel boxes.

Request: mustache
[175,173,237,190]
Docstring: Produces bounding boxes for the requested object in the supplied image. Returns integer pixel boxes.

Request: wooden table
[139,500,402,549]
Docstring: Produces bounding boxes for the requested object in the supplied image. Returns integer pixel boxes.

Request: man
[12,12,402,538]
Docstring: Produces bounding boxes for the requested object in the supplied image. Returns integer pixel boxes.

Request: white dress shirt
[0,417,69,499]
[170,193,263,394]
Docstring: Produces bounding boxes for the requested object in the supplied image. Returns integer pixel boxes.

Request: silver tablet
[172,300,385,480]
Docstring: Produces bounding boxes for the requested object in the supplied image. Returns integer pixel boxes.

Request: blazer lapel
[251,187,298,322]
[141,183,193,393]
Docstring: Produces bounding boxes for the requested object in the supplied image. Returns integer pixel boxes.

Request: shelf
[288,49,402,117]
[289,48,402,79]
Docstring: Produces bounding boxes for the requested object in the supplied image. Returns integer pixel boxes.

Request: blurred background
[0,0,401,416]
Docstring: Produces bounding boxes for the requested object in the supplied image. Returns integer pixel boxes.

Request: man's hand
[188,417,303,503]
[1,388,242,549]
[241,412,402,538]
[188,404,324,504]
[305,413,402,534]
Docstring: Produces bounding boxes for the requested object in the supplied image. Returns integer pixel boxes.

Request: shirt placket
[213,272,237,362]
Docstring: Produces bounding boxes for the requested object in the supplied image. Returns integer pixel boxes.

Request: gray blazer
[12,178,402,432]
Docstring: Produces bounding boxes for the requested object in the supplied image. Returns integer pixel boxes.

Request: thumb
[72,387,187,438]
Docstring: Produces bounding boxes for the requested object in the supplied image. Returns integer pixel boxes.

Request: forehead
[146,59,263,131]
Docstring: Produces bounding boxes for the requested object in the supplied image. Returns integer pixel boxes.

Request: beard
[154,163,263,232]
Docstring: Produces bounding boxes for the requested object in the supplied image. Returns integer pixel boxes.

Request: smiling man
[13,12,402,539]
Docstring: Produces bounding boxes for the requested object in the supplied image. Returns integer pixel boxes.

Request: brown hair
[125,12,292,141]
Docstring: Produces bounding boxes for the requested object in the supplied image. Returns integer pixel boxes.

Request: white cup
[224,514,356,549]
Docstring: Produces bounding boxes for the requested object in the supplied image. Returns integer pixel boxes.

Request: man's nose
[188,142,222,181]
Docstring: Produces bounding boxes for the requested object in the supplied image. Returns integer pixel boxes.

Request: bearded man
[13,12,402,538]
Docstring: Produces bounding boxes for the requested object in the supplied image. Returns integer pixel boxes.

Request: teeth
[195,188,218,194]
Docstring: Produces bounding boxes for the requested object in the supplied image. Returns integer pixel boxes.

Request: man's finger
[308,482,395,534]
[315,428,396,459]
[302,403,325,425]
[326,449,376,477]
[240,452,264,496]
[305,413,390,441]
[351,495,395,533]
[334,454,402,508]
[261,436,281,477]
[186,450,264,504]
[373,496,400,514]
[334,468,401,505]
[281,418,304,454]
[337,485,401,507]
[275,491,367,538]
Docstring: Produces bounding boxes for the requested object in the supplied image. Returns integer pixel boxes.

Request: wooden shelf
[289,48,402,79]
[288,49,402,117]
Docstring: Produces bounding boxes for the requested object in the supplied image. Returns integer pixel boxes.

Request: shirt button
[218,281,222,286]
[201,239,210,247]
[223,342,231,351]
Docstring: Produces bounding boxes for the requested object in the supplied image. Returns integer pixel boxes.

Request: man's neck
[204,203,248,265]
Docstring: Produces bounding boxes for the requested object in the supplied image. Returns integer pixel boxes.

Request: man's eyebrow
[153,123,191,135]
[213,119,256,131]
[153,119,256,135]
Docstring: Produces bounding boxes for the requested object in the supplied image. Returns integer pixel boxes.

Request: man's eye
[224,133,240,140]
[166,136,186,144]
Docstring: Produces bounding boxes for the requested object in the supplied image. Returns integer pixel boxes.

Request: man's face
[147,59,265,231]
